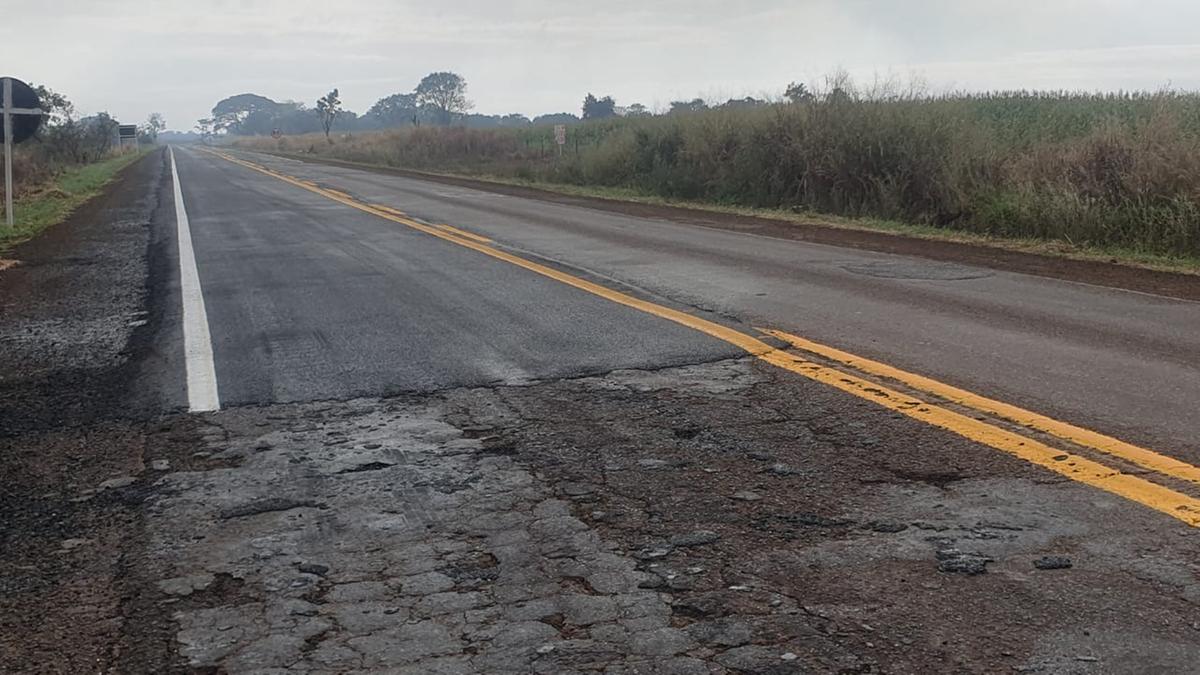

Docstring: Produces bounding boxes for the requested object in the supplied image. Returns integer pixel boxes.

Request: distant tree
[581,93,617,120]
[624,103,652,117]
[271,101,324,135]
[822,69,856,103]
[366,92,421,128]
[499,113,531,127]
[669,98,708,114]
[316,89,342,140]
[195,118,216,144]
[532,113,581,126]
[720,97,767,110]
[455,113,530,129]
[141,112,166,143]
[416,72,471,126]
[211,93,279,134]
[826,87,852,104]
[784,82,814,103]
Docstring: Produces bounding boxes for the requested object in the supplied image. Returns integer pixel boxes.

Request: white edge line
[170,147,221,412]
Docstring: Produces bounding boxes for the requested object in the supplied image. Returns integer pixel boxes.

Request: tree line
[200,72,822,137]
[15,83,164,170]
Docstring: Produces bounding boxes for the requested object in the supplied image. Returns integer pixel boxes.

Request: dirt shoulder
[0,150,151,254]
[0,148,183,673]
[255,151,1200,302]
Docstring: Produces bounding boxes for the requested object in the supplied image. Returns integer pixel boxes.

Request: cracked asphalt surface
[2,148,1200,673]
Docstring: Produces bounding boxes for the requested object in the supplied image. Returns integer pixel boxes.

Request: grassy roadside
[251,150,1200,276]
[0,150,151,255]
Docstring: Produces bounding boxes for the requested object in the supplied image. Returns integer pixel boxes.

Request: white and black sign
[1,77,43,145]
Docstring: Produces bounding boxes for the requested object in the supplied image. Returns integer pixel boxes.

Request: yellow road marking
[203,148,1200,527]
[372,206,491,242]
[210,149,773,354]
[758,350,1200,526]
[764,328,1200,486]
[370,203,407,216]
[436,224,492,244]
[325,188,355,201]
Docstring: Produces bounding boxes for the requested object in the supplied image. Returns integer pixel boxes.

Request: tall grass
[235,91,1200,258]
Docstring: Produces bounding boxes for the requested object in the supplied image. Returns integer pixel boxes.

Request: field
[233,91,1200,262]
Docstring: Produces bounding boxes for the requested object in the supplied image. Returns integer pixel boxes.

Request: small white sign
[554,124,566,145]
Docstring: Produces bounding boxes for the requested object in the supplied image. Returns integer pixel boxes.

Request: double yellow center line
[202,148,1200,527]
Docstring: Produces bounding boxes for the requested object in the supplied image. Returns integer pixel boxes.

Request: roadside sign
[118,124,138,150]
[1,76,45,228]
[554,124,566,158]
[0,77,42,145]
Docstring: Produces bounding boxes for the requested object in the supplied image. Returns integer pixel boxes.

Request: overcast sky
[5,0,1200,130]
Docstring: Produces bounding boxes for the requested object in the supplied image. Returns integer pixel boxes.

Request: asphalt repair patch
[128,358,1200,673]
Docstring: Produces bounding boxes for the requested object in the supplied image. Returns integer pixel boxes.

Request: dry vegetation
[235,90,1200,259]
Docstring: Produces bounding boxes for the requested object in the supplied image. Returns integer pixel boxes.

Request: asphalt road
[169,146,1200,461]
[166,147,738,407]
[8,147,1200,673]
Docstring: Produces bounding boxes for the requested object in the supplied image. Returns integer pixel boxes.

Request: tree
[822,69,856,103]
[28,84,82,161]
[195,118,216,144]
[532,113,580,126]
[366,93,422,128]
[141,112,166,143]
[316,89,342,139]
[498,113,531,127]
[720,97,767,110]
[668,98,707,114]
[784,82,814,104]
[826,87,852,104]
[581,93,616,120]
[212,93,279,134]
[624,103,651,117]
[31,84,74,126]
[78,113,119,162]
[415,72,471,126]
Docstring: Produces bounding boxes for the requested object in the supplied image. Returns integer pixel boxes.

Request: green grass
[0,150,149,253]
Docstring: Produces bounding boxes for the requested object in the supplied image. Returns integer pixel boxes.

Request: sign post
[554,124,566,158]
[118,124,139,151]
[1,77,45,229]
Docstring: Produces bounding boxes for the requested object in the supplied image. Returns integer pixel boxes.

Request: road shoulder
[0,147,185,671]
